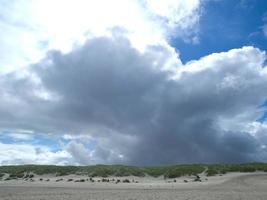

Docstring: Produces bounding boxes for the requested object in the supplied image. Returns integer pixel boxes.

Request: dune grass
[206,163,267,176]
[0,163,266,179]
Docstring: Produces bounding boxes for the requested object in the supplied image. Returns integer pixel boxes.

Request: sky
[0,0,267,166]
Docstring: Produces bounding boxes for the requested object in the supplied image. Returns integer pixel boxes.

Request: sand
[0,172,267,200]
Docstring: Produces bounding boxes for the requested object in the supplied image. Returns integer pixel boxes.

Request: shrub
[29,174,34,178]
[0,163,266,179]
[206,168,218,176]
[116,179,120,184]
[10,174,24,178]
[75,179,85,182]
[16,174,25,178]
[90,178,95,182]
[194,175,201,182]
[122,179,130,183]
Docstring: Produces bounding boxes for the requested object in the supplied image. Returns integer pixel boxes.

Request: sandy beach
[0,172,266,200]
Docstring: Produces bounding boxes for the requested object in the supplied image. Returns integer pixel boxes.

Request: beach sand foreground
[0,172,266,200]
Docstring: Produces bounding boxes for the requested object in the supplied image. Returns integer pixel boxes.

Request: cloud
[262,24,267,38]
[66,141,92,165]
[0,0,47,73]
[0,142,72,165]
[65,140,124,165]
[0,1,267,166]
[0,32,266,165]
[142,0,202,42]
[0,0,202,74]
[0,129,34,141]
[261,12,267,38]
[6,133,34,141]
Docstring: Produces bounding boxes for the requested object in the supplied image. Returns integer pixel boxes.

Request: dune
[0,172,266,199]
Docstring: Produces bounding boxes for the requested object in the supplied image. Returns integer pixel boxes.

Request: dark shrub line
[0,163,266,179]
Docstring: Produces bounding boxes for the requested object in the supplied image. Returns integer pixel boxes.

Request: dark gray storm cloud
[0,33,267,165]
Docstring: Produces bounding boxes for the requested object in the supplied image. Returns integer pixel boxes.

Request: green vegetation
[163,164,206,178]
[0,163,266,179]
[206,163,267,176]
[9,173,24,178]
[122,179,130,183]
[75,179,85,182]
[88,165,144,177]
[143,164,206,178]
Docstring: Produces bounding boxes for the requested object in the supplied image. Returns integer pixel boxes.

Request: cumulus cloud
[65,140,125,165]
[0,142,72,165]
[0,32,266,165]
[0,0,201,74]
[0,0,267,166]
[143,0,202,43]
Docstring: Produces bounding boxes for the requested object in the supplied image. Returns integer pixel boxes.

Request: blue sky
[174,0,267,123]
[173,0,267,62]
[0,0,267,165]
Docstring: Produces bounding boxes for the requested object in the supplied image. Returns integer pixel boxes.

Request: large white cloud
[0,0,201,74]
[1,0,267,165]
[0,142,72,165]
[143,0,201,43]
[0,32,266,165]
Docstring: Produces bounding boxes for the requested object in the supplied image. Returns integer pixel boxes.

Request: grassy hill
[0,163,267,179]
